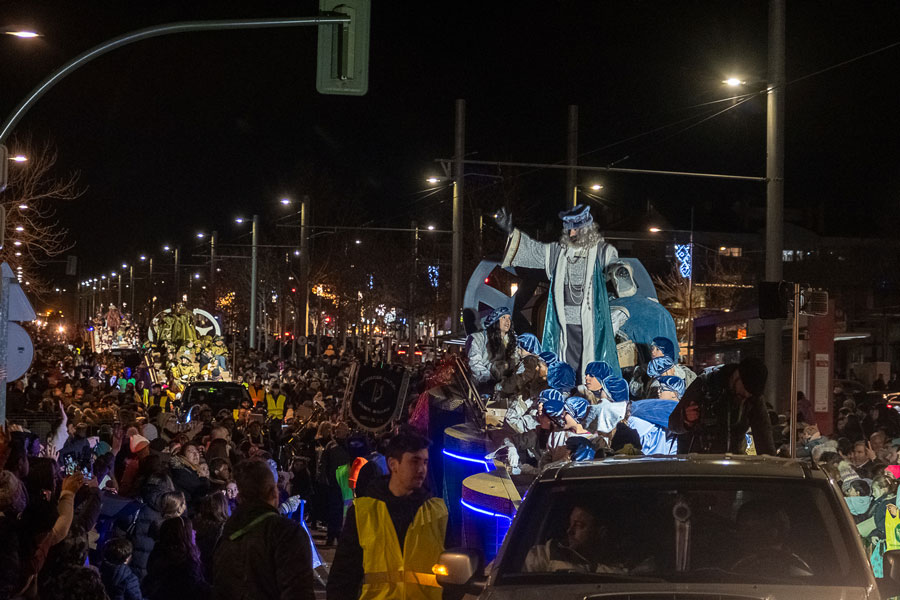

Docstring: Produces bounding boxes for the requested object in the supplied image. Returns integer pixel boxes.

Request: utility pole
[567,104,578,208]
[249,214,259,349]
[117,272,122,308]
[764,0,786,411]
[174,247,181,303]
[210,230,217,288]
[129,265,134,316]
[299,197,310,356]
[409,221,418,365]
[148,258,154,319]
[451,99,465,336]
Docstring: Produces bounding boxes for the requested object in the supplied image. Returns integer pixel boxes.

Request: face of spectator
[225,482,238,500]
[871,433,886,453]
[183,445,201,466]
[389,449,428,494]
[851,443,868,466]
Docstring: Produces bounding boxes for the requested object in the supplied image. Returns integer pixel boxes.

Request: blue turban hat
[539,351,559,366]
[564,396,590,422]
[566,436,596,461]
[647,355,675,377]
[547,361,576,392]
[585,361,613,381]
[651,337,676,361]
[539,388,565,417]
[483,306,511,329]
[516,333,541,355]
[558,204,594,230]
[602,376,630,403]
[656,375,686,399]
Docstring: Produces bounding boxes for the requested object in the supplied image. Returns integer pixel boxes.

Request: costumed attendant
[467,306,519,388]
[630,337,696,399]
[625,376,684,456]
[538,390,592,464]
[495,204,620,379]
[546,361,577,396]
[579,361,613,404]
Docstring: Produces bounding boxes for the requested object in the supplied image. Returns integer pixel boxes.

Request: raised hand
[494,207,514,234]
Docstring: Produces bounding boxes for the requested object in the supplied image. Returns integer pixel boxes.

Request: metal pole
[249,214,259,349]
[409,221,418,366]
[117,273,122,308]
[451,99,465,336]
[0,15,351,151]
[148,258,154,319]
[129,266,134,316]
[0,274,8,424]
[764,0,786,412]
[210,230,217,288]
[299,197,310,356]
[789,282,800,458]
[174,248,181,303]
[567,104,578,208]
[687,207,694,366]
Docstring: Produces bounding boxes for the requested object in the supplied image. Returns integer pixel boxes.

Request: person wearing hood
[578,361,613,404]
[607,263,679,364]
[128,473,175,581]
[629,337,696,400]
[327,431,447,600]
[169,443,211,508]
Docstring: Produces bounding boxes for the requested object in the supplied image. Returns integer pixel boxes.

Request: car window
[497,478,861,586]
[185,386,246,408]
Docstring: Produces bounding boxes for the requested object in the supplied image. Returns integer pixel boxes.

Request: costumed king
[496,204,620,379]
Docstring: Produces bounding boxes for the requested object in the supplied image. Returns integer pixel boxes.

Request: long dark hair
[158,516,202,568]
[486,319,517,364]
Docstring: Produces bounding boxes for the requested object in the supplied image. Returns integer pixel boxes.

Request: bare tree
[1,136,83,294]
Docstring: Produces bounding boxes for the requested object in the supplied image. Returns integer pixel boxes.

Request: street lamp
[723,77,746,87]
[280,198,291,205]
[572,182,605,207]
[4,31,40,38]
[235,215,260,348]
[9,155,27,162]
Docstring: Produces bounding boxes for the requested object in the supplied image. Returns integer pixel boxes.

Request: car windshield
[185,386,245,409]
[496,477,862,586]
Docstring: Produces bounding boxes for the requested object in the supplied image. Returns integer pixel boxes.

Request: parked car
[436,454,891,599]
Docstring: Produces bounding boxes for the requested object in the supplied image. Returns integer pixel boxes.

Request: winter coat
[143,548,210,600]
[212,501,314,600]
[100,561,143,600]
[169,460,211,507]
[193,518,225,581]
[128,480,170,581]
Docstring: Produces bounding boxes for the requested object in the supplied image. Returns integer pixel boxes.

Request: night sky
[1,1,899,283]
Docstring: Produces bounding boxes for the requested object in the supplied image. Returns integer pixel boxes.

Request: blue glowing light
[427,265,439,288]
[674,243,692,279]
[461,498,513,521]
[442,448,491,471]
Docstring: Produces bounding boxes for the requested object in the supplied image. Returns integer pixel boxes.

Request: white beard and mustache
[559,223,604,250]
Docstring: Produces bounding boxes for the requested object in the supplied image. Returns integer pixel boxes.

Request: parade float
[145,304,230,384]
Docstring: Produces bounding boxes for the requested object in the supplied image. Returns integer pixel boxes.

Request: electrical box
[316,0,371,96]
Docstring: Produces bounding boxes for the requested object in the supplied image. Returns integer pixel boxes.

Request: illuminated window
[718,247,742,257]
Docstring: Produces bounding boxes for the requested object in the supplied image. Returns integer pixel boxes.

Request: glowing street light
[17,204,27,209]
[355,239,361,245]
[196,232,205,239]
[590,184,603,191]
[139,255,147,261]
[280,198,291,205]
[648,227,662,233]
[723,77,746,87]
[193,272,200,279]
[14,226,23,231]
[4,31,40,38]
[426,225,435,231]
[234,217,244,224]
[162,245,170,251]
[9,155,27,162]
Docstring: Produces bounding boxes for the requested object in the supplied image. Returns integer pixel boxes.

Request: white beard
[560,223,603,251]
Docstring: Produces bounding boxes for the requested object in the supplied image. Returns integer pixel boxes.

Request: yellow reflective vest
[886,507,900,551]
[356,496,447,600]
[266,393,286,419]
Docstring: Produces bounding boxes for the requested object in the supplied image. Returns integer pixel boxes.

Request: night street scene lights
[9,155,27,162]
[723,76,747,87]
[4,31,41,38]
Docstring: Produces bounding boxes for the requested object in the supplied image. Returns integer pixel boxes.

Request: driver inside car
[524,504,629,574]
[729,500,813,577]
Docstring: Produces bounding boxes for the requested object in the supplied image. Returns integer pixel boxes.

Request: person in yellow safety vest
[266,383,286,420]
[248,377,266,407]
[146,383,173,413]
[327,431,448,600]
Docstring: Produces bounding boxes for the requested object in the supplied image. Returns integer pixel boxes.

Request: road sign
[297,335,308,346]
[7,322,33,381]
[346,364,408,432]
[317,0,370,96]
[1,263,36,321]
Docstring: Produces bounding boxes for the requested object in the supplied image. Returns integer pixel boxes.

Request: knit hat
[129,435,150,453]
[651,337,676,361]
[656,375,686,399]
[647,355,675,377]
[558,204,593,230]
[516,333,541,355]
[483,306,511,329]
[602,376,630,403]
[585,361,613,381]
[547,362,576,393]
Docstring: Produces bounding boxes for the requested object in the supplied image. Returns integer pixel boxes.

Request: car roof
[185,382,244,390]
[538,454,821,482]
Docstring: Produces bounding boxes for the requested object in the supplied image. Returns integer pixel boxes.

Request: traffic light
[316,0,370,96]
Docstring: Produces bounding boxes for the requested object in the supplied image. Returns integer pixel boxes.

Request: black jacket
[326,477,434,600]
[212,501,315,600]
[128,480,170,581]
[100,561,143,600]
